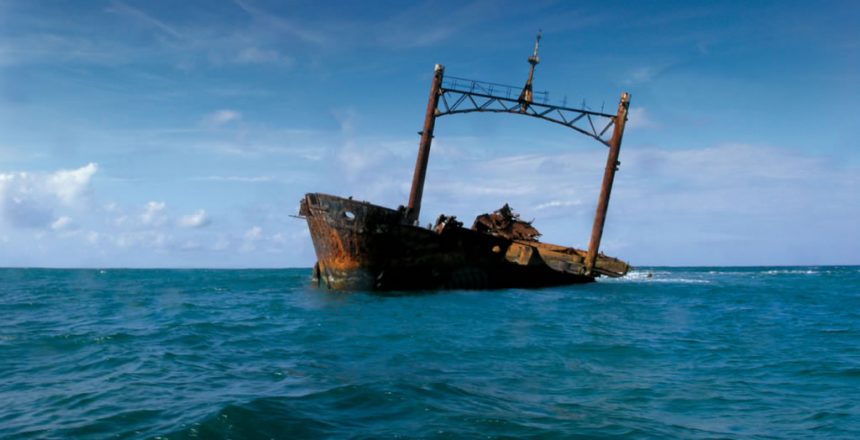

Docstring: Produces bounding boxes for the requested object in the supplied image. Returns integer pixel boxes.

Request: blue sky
[0,0,857,268]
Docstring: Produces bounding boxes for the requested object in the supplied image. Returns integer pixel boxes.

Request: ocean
[1,267,858,439]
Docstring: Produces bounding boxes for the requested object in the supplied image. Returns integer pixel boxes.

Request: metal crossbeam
[437,77,617,147]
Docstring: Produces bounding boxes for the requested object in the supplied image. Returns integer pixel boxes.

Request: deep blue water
[1,267,859,439]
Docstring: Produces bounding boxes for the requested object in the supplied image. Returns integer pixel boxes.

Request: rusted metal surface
[472,204,541,242]
[301,193,628,290]
[406,64,445,225]
[585,92,630,275]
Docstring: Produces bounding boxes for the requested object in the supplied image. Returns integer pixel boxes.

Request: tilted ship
[299,34,631,290]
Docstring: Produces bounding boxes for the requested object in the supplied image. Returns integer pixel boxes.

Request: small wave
[618,271,652,281]
[605,271,710,284]
[761,269,818,275]
[650,278,710,284]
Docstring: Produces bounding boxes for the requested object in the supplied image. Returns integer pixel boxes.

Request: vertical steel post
[406,64,445,224]
[585,92,630,275]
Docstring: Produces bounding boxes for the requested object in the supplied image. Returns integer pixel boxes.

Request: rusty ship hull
[301,193,629,291]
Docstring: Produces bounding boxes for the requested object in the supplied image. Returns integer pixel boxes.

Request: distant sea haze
[1,267,858,438]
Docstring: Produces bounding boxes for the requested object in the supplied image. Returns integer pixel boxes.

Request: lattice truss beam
[436,77,618,147]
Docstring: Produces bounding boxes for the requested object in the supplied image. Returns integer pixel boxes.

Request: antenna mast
[518,30,542,111]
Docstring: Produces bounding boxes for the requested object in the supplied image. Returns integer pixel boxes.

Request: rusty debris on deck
[472,204,542,242]
[298,33,632,291]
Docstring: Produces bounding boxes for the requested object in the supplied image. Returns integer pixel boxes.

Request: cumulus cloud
[46,163,98,205]
[0,163,98,228]
[140,201,167,226]
[244,225,263,240]
[178,209,211,228]
[240,225,264,252]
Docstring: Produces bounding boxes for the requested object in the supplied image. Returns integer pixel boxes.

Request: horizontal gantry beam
[436,78,618,147]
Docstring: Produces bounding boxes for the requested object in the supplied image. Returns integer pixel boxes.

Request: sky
[0,0,858,268]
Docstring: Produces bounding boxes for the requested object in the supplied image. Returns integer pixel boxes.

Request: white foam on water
[619,271,652,281]
[762,269,818,275]
[602,270,710,284]
[651,278,710,284]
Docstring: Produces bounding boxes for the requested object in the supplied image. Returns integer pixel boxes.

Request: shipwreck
[299,33,631,290]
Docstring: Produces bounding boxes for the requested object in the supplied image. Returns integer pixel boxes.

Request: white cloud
[234,0,328,45]
[178,209,211,228]
[50,216,74,231]
[178,240,202,251]
[241,225,263,252]
[191,175,277,183]
[625,66,656,84]
[244,225,263,240]
[113,230,168,249]
[203,109,242,127]
[140,201,167,226]
[626,107,658,130]
[105,202,129,227]
[534,200,583,211]
[46,163,98,205]
[271,232,286,244]
[106,1,181,39]
[235,47,292,65]
[212,235,230,251]
[0,163,98,228]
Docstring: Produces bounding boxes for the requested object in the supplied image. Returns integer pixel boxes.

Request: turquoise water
[1,267,858,439]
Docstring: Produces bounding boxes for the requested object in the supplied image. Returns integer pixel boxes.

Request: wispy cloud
[190,175,278,183]
[233,0,328,45]
[106,1,181,39]
[534,199,583,211]
[202,109,242,128]
[625,66,658,85]
[626,107,658,130]
[50,216,75,231]
[235,47,293,65]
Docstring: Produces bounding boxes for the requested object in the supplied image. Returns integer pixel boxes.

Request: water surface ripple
[1,267,858,439]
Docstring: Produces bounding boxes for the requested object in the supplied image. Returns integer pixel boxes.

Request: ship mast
[406,34,630,278]
[406,64,445,225]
